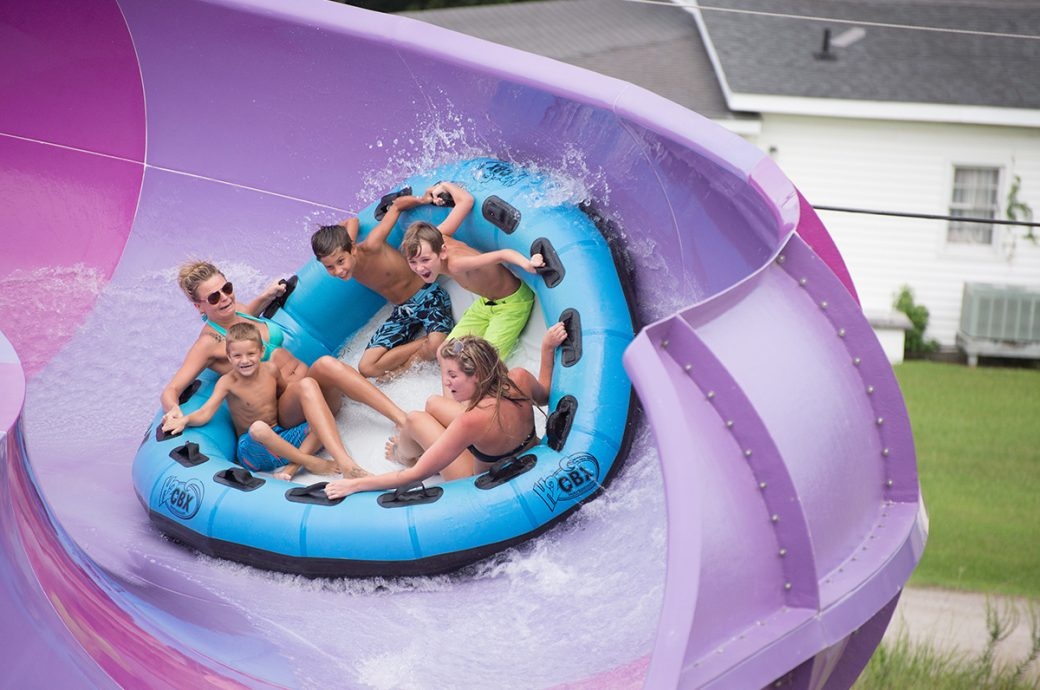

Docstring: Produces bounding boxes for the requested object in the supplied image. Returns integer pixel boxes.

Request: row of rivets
[782,258,899,496]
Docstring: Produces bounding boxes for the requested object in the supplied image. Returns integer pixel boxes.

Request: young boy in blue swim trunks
[162,323,367,480]
[400,181,544,360]
[311,191,469,378]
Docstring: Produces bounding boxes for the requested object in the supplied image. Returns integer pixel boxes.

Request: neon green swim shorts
[448,281,535,359]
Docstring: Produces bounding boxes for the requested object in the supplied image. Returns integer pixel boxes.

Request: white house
[404,0,1040,358]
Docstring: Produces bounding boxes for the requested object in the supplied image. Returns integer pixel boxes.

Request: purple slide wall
[0,0,923,687]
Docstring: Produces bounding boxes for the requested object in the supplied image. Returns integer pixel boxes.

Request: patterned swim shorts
[367,282,454,350]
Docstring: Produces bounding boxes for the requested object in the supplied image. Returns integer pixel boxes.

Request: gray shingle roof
[696,0,1040,109]
[401,0,743,119]
[401,0,1040,114]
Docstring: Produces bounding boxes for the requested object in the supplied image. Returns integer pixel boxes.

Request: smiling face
[319,246,357,281]
[440,357,478,402]
[193,273,235,320]
[226,338,263,378]
[407,240,445,283]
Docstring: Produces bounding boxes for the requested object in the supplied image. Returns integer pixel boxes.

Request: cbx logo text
[160,477,204,520]
[533,453,600,512]
[476,160,529,188]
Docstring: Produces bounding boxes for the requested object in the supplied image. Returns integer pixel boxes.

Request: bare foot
[272,471,293,482]
[385,436,419,467]
[314,460,340,476]
[344,465,370,479]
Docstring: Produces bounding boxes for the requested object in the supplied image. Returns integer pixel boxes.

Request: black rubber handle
[531,237,565,288]
[177,379,202,405]
[546,395,578,452]
[377,481,444,508]
[481,195,520,234]
[559,308,582,367]
[260,275,298,319]
[169,441,209,467]
[475,453,537,490]
[285,481,344,506]
[214,467,265,491]
[374,186,413,221]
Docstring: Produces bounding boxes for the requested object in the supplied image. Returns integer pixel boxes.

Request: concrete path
[885,586,1039,674]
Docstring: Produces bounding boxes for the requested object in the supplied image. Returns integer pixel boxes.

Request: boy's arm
[449,247,544,275]
[430,182,474,237]
[359,204,403,248]
[162,376,232,434]
[334,217,360,243]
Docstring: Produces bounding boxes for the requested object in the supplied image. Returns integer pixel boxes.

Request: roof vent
[814,28,837,61]
[814,27,866,61]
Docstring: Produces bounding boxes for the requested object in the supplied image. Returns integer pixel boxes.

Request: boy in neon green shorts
[400,181,544,359]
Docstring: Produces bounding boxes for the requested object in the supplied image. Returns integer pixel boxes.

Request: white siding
[747,115,1040,349]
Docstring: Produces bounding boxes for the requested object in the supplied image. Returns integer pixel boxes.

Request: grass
[854,599,1040,689]
[893,361,1040,597]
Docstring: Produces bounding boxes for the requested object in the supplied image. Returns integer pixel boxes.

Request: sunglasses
[200,281,233,305]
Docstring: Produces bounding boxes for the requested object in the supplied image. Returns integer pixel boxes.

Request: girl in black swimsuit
[324,323,568,500]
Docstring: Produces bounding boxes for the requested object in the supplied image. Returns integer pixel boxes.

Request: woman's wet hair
[178,260,223,302]
[311,224,354,259]
[400,222,444,259]
[225,322,263,352]
[440,336,524,413]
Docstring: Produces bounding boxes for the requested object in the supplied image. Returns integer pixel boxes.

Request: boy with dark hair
[311,191,469,377]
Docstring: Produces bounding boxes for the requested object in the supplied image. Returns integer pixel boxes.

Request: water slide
[0,0,926,687]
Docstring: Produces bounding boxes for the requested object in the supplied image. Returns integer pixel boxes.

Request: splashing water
[14,129,671,688]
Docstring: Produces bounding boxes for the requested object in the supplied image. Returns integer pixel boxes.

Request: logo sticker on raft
[533,453,601,512]
[160,477,204,520]
[475,160,531,188]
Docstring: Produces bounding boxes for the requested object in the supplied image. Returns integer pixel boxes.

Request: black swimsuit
[468,427,537,464]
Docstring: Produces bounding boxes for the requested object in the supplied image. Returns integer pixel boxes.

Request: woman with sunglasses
[160,260,406,436]
[323,322,568,500]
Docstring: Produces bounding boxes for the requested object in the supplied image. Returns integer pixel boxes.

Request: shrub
[895,285,940,357]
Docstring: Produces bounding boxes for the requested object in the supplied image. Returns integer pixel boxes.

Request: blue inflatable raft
[132,158,637,577]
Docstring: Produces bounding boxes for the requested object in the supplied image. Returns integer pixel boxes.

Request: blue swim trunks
[367,282,454,350]
[236,422,310,472]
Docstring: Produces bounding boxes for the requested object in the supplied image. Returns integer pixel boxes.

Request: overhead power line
[624,0,1040,41]
[813,205,1040,228]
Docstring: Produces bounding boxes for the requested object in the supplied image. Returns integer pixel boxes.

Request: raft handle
[260,275,298,319]
[546,395,578,452]
[377,481,444,508]
[374,186,412,222]
[285,482,344,506]
[482,195,521,234]
[559,308,582,367]
[214,467,265,492]
[530,237,565,288]
[156,425,181,443]
[177,379,203,406]
[475,453,537,490]
[169,441,209,468]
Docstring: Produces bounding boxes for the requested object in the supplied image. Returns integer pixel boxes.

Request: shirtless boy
[310,191,471,378]
[400,181,544,360]
[162,323,367,480]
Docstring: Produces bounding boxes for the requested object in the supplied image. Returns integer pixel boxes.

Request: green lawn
[894,361,1040,597]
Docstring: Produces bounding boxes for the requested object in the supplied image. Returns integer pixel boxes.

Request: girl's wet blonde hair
[177,260,223,302]
[440,336,525,413]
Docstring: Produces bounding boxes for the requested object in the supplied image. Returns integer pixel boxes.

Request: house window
[947,166,1000,245]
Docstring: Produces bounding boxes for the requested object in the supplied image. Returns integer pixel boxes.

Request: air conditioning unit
[957,282,1040,366]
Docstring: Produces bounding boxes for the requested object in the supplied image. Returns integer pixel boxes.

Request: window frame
[945,165,1002,247]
